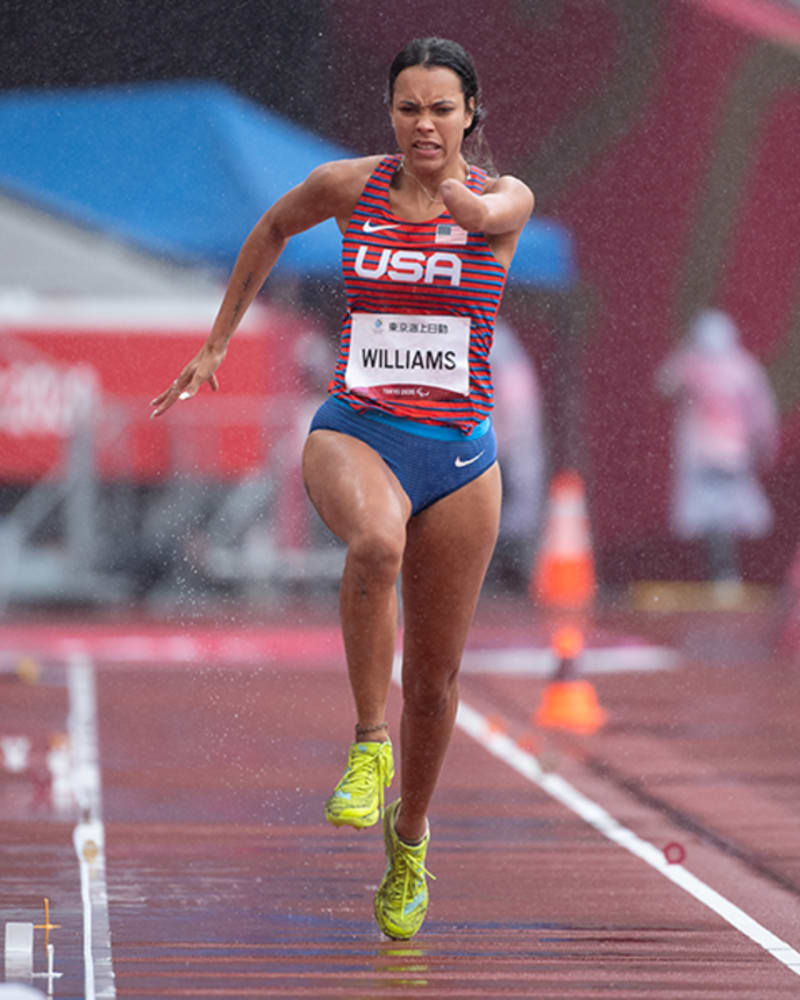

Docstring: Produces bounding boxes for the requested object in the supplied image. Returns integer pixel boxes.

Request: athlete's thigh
[302,429,412,543]
[401,462,502,664]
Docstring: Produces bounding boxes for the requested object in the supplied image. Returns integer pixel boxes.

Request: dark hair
[388,37,483,139]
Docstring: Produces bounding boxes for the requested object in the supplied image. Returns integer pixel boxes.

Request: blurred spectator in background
[655,308,779,594]
[490,317,546,590]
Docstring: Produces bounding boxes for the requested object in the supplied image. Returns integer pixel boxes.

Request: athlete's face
[389,65,475,174]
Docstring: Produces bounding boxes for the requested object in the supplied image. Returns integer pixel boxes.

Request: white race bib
[345,312,470,397]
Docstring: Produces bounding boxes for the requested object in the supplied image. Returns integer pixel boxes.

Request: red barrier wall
[0,301,304,481]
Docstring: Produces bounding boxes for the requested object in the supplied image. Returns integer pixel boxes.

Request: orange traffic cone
[530,473,607,733]
[534,626,607,734]
[531,470,595,611]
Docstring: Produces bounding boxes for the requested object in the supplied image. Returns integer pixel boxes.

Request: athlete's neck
[398,157,468,207]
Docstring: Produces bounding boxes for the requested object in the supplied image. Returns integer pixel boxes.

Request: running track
[1,596,799,998]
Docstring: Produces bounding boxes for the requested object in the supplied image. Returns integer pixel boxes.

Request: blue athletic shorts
[308,396,497,516]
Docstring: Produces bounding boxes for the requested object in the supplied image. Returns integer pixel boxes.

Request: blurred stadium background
[2,0,800,614]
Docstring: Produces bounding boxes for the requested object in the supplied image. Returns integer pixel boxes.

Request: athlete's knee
[346,527,404,587]
[402,663,459,717]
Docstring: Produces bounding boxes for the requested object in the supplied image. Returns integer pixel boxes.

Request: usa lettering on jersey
[354,246,462,287]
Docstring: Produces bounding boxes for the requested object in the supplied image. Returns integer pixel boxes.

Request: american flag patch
[435,223,468,245]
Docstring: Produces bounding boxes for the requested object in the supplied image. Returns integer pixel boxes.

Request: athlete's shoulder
[306,155,387,194]
[302,155,389,216]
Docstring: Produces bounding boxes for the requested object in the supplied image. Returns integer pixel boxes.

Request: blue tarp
[0,81,574,287]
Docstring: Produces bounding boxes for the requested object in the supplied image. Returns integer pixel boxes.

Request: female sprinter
[151,36,533,939]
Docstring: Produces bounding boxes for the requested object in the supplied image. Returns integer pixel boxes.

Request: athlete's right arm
[150,156,377,418]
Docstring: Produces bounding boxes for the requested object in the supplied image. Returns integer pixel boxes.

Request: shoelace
[340,743,393,817]
[386,840,436,911]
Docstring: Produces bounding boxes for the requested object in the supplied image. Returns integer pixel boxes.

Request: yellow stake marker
[34,897,61,954]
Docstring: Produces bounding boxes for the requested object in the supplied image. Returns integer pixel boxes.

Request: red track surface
[1,597,799,998]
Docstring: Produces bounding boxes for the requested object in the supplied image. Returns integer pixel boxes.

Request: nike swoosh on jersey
[454,451,485,468]
[363,219,399,233]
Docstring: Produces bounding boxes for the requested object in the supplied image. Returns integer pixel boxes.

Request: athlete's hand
[149,344,225,418]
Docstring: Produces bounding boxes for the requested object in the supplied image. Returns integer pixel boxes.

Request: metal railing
[0,392,344,612]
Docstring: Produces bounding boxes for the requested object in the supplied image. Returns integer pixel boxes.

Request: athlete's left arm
[440,174,534,236]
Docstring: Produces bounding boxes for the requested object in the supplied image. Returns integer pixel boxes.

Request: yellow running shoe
[324,740,395,829]
[374,799,435,940]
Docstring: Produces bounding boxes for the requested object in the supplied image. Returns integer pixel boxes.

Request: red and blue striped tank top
[329,154,508,434]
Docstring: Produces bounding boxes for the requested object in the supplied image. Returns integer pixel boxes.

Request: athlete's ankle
[355,721,389,743]
[394,808,428,845]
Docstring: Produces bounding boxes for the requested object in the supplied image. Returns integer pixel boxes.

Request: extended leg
[372,462,501,939]
[396,463,502,842]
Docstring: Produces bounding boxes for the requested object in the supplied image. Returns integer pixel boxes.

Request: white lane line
[67,650,117,999]
[455,698,800,976]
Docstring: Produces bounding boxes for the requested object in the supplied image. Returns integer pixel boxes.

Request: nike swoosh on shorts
[454,451,485,468]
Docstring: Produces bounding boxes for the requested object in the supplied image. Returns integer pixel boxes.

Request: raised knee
[347,530,404,587]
